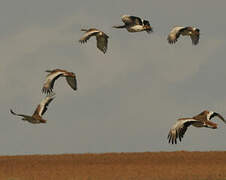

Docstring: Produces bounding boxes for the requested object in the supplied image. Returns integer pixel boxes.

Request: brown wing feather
[33,94,55,117]
[122,15,142,26]
[190,34,200,45]
[42,71,64,94]
[79,29,100,43]
[96,33,108,54]
[10,109,31,119]
[66,76,77,90]
[167,26,186,44]
[40,97,54,116]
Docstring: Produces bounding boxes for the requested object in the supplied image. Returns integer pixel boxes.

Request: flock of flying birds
[10,15,226,144]
[10,69,77,123]
[79,15,200,54]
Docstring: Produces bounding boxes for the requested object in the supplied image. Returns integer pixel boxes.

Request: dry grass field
[1,151,226,180]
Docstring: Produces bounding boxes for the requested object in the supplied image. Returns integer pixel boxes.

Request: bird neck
[113,25,126,29]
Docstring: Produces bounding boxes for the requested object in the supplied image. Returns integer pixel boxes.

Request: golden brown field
[1,151,226,180]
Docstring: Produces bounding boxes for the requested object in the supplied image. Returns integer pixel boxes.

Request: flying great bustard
[10,94,55,124]
[168,110,226,144]
[42,69,77,94]
[79,28,109,54]
[113,15,153,33]
[167,26,200,45]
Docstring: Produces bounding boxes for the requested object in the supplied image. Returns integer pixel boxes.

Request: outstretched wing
[33,94,55,117]
[10,109,31,119]
[96,33,109,54]
[210,112,226,124]
[66,76,77,91]
[167,26,186,44]
[42,70,64,94]
[168,118,197,144]
[121,15,142,26]
[79,29,100,43]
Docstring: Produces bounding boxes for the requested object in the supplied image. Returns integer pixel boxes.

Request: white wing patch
[168,118,197,144]
[38,94,55,116]
[42,71,64,94]
[207,111,214,121]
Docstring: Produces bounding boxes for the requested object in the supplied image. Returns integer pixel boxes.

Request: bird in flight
[79,28,109,54]
[168,110,226,144]
[167,26,200,45]
[10,94,55,124]
[113,15,153,33]
[42,69,77,94]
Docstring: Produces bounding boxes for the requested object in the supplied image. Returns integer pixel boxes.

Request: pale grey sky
[1,0,226,155]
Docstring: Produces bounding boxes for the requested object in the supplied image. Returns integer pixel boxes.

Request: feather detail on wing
[42,71,64,94]
[96,34,108,54]
[210,112,226,124]
[33,94,55,117]
[143,20,153,33]
[79,29,100,43]
[190,33,200,45]
[167,26,185,44]
[168,118,197,144]
[10,109,31,119]
[121,15,142,26]
[66,76,77,91]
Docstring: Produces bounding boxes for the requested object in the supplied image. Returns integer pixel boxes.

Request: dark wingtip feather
[42,87,53,94]
[10,109,16,115]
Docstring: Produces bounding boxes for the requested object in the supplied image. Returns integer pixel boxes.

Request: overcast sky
[1,0,226,155]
